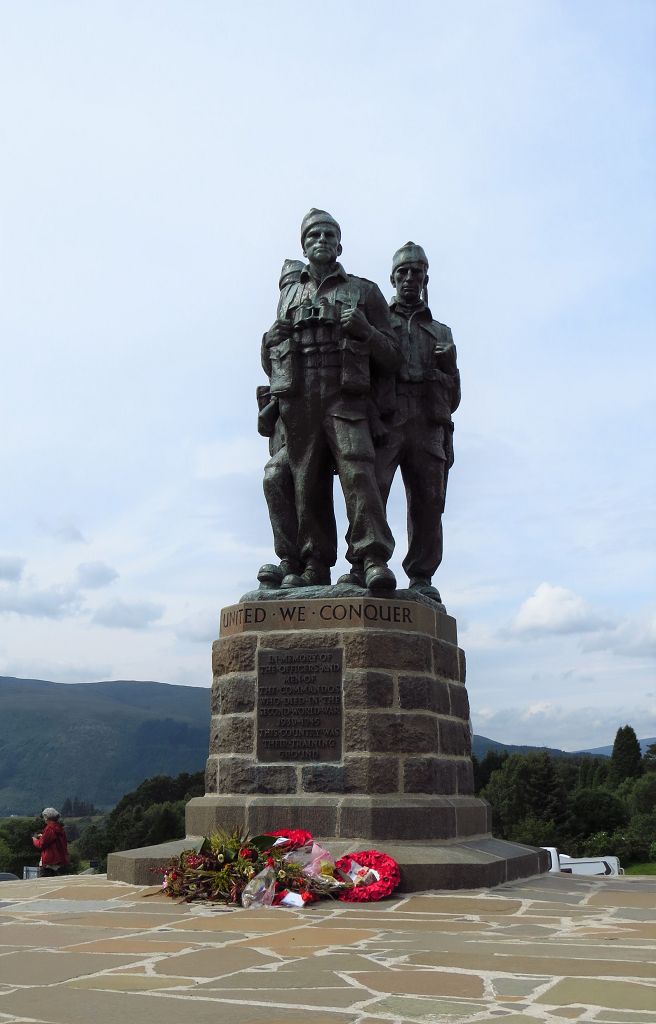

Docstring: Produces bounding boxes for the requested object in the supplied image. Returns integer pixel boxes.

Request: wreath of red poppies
[335,849,401,902]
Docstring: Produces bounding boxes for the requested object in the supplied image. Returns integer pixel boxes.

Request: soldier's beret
[391,241,429,272]
[300,208,342,243]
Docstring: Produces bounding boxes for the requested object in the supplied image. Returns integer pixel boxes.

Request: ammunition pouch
[340,336,370,395]
[258,398,280,438]
[269,336,297,396]
[256,385,271,411]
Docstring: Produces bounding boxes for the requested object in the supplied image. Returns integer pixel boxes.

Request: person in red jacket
[32,808,70,876]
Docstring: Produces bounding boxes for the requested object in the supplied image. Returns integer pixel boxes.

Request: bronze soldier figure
[342,243,460,602]
[256,260,332,589]
[261,210,400,593]
[383,242,460,600]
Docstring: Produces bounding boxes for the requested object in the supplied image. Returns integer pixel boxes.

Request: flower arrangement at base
[158,829,400,907]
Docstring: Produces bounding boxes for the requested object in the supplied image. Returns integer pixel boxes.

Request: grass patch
[624,862,656,875]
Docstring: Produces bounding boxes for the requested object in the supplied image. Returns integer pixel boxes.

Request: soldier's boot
[258,558,301,589]
[409,577,442,603]
[364,561,396,594]
[336,561,366,587]
[281,559,331,589]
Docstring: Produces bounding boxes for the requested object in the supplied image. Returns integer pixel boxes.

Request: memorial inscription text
[257,648,343,763]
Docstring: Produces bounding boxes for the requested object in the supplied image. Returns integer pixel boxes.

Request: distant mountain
[473,734,656,760]
[576,737,656,758]
[0,676,209,815]
[472,734,572,759]
[3,673,652,816]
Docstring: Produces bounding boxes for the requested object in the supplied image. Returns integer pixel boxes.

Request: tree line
[475,725,656,864]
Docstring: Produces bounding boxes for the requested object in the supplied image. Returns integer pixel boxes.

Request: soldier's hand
[434,343,456,372]
[341,306,372,341]
[265,320,293,348]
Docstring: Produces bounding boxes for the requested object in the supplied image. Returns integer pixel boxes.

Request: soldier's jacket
[261,262,400,418]
[388,301,461,428]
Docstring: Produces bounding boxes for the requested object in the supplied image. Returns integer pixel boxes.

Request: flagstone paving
[0,873,654,1022]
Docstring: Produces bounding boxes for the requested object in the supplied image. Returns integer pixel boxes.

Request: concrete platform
[1,872,655,1022]
[107,833,548,889]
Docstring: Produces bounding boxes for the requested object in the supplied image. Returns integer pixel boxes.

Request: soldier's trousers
[263,445,302,568]
[376,425,448,581]
[279,387,394,570]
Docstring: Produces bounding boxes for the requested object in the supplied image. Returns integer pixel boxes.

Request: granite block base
[184,792,490,841]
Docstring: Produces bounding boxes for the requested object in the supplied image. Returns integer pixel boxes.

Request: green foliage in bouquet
[160,827,326,906]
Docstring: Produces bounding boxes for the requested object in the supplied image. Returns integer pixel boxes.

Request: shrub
[582,831,613,857]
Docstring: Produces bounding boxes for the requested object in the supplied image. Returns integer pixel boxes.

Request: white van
[542,847,623,876]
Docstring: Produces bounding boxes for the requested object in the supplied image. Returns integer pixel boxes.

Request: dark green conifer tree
[608,725,643,787]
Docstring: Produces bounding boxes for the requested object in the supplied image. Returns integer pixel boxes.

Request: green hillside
[0,677,210,815]
[472,734,572,759]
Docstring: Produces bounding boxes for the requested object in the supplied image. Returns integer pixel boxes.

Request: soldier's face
[392,262,427,303]
[303,225,342,265]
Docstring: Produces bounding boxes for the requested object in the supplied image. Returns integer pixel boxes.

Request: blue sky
[0,1,654,749]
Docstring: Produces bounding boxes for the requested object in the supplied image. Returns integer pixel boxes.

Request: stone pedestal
[109,594,548,888]
[188,595,486,834]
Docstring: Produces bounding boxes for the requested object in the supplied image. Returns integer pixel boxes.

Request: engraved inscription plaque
[257,648,343,763]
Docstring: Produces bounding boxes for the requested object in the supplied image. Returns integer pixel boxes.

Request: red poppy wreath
[335,849,401,902]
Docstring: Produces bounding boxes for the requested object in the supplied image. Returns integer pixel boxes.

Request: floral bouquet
[158,828,400,907]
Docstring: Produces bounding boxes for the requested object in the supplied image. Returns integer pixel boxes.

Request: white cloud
[583,611,656,659]
[39,521,86,544]
[510,583,606,637]
[194,437,268,481]
[75,561,119,589]
[0,584,81,619]
[175,610,219,644]
[472,702,656,752]
[0,556,26,582]
[523,701,555,718]
[92,600,164,630]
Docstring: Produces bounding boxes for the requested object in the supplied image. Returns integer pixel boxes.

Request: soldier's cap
[300,208,341,244]
[391,241,429,272]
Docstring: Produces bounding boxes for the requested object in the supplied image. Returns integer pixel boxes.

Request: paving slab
[47,911,192,929]
[151,946,279,976]
[538,977,656,1011]
[594,1012,656,1022]
[588,890,656,909]
[366,994,485,1019]
[2,900,128,915]
[406,949,656,977]
[0,988,359,1023]
[0,923,138,947]
[233,925,383,956]
[0,950,144,985]
[344,968,485,997]
[62,937,203,953]
[65,974,195,991]
[188,984,366,1008]
[171,913,305,933]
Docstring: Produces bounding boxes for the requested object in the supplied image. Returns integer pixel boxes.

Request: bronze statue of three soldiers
[256,209,460,605]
